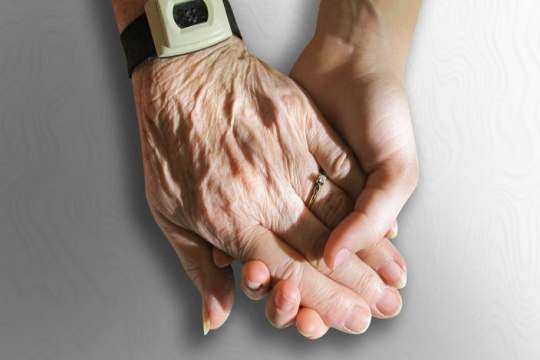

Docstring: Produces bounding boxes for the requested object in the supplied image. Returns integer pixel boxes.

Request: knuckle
[315,289,355,328]
[326,148,354,182]
[274,258,306,286]
[353,269,382,298]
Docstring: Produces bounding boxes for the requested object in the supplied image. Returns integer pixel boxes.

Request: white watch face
[145,0,233,57]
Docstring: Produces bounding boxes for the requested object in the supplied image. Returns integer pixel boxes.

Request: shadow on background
[88,0,204,345]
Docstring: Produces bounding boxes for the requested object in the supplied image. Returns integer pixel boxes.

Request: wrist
[116,0,243,78]
[111,0,147,33]
[315,0,421,77]
[132,36,245,81]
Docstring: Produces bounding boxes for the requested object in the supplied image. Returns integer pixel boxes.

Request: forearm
[111,0,147,32]
[316,0,422,76]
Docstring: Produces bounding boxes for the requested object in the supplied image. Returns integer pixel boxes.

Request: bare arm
[316,0,422,76]
[111,0,146,32]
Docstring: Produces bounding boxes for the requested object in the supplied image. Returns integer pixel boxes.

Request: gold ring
[308,172,327,209]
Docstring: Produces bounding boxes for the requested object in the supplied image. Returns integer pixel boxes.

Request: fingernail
[298,331,315,340]
[387,221,399,239]
[333,248,351,270]
[376,288,402,318]
[380,261,407,289]
[246,280,262,291]
[344,306,371,334]
[275,290,295,313]
[203,319,211,336]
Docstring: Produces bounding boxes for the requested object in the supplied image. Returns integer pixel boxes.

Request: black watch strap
[223,0,243,39]
[120,0,242,78]
[120,15,156,79]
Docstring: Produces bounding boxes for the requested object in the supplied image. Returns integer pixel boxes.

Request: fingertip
[324,216,357,269]
[374,287,403,319]
[202,293,234,334]
[241,260,271,300]
[296,308,329,339]
[265,280,301,329]
[332,248,351,270]
[274,280,301,314]
[213,247,234,268]
[379,260,407,289]
[357,237,407,290]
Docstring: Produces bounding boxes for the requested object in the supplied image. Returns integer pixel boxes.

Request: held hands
[132,37,404,337]
[290,33,419,270]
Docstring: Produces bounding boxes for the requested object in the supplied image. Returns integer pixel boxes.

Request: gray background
[1,0,539,359]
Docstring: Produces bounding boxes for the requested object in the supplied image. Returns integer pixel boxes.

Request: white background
[1,0,539,359]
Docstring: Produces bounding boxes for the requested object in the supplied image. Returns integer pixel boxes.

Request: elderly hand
[236,230,406,338]
[132,37,402,335]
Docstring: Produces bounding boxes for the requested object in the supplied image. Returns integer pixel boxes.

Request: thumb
[324,157,418,270]
[153,211,235,335]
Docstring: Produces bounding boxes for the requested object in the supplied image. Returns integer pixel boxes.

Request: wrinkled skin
[132,37,402,334]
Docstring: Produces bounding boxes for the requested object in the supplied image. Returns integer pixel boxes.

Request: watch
[121,0,242,78]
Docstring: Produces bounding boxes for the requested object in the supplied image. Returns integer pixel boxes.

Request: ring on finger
[308,172,327,209]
